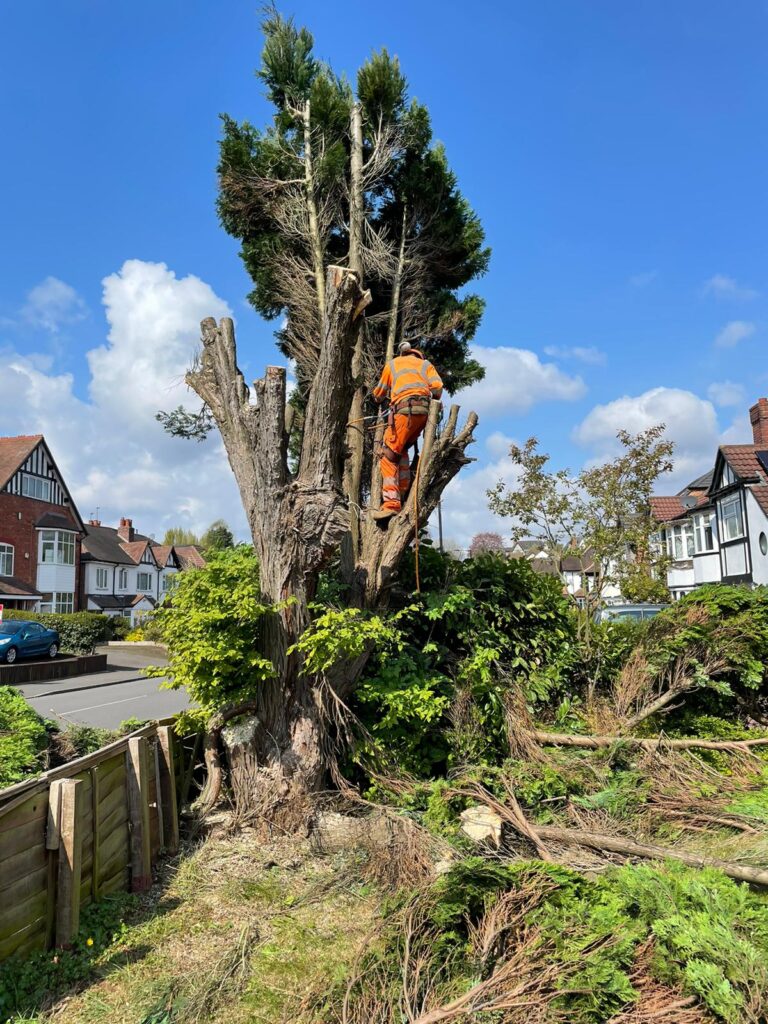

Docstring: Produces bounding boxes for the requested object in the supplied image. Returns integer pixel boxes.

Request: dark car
[0,620,60,664]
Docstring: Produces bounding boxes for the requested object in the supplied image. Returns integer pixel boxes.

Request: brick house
[0,435,85,611]
[80,517,206,626]
[651,397,768,598]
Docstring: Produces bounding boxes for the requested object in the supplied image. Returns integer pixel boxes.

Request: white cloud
[703,274,758,300]
[714,320,755,348]
[629,270,658,288]
[0,260,248,539]
[21,276,88,332]
[459,344,585,417]
[707,380,745,408]
[543,345,606,366]
[573,386,729,492]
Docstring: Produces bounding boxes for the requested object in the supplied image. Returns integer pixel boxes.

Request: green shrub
[0,686,48,786]
[107,615,132,640]
[353,552,577,776]
[145,546,276,726]
[2,609,110,654]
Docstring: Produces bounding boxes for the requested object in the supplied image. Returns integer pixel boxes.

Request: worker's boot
[372,507,397,523]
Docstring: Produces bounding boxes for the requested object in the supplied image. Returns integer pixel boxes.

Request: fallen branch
[194,699,261,815]
[451,784,553,861]
[534,825,768,887]
[527,729,768,754]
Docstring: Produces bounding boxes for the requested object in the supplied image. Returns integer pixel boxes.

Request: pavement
[15,645,190,729]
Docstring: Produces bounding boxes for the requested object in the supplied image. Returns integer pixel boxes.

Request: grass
[10,818,379,1024]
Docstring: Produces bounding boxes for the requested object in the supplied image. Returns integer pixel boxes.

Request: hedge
[1,609,113,655]
[0,686,48,786]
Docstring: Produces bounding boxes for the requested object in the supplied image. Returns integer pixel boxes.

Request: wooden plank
[99,779,128,822]
[0,791,48,835]
[97,762,127,802]
[98,847,130,892]
[0,815,48,862]
[126,737,151,892]
[97,819,129,868]
[55,779,83,948]
[157,726,179,854]
[0,863,47,904]
[0,888,48,938]
[100,862,130,897]
[0,843,46,889]
[91,765,101,901]
[46,779,63,851]
[0,915,47,960]
[45,851,57,949]
[153,739,165,855]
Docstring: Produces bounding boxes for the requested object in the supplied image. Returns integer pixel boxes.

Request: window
[21,474,52,502]
[118,568,128,590]
[0,544,13,576]
[162,573,175,592]
[720,496,744,542]
[40,530,75,565]
[667,522,694,560]
[96,567,109,589]
[693,512,716,554]
[40,592,74,613]
[136,572,153,592]
[760,532,768,556]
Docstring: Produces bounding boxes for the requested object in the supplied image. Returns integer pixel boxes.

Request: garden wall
[0,721,201,962]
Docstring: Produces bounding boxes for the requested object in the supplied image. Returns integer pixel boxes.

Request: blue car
[0,620,60,664]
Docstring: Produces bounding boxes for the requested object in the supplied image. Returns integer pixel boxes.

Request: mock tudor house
[0,434,85,612]
[80,518,206,625]
[652,398,768,598]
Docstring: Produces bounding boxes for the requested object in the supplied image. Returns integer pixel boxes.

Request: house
[651,397,768,598]
[0,435,85,612]
[510,540,623,606]
[80,518,206,625]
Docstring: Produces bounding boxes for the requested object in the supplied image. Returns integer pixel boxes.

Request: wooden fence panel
[0,722,201,965]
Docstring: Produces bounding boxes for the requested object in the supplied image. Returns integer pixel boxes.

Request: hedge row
[1,610,114,655]
[0,685,48,786]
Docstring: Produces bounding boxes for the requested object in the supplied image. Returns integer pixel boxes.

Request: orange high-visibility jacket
[372,352,443,406]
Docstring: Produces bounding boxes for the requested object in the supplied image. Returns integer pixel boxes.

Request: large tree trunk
[186,266,477,807]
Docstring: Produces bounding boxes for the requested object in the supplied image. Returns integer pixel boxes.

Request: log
[534,825,768,887]
[526,730,768,753]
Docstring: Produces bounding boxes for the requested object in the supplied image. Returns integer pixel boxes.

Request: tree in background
[159,10,485,805]
[469,531,504,558]
[162,526,200,546]
[201,519,235,553]
[488,427,674,611]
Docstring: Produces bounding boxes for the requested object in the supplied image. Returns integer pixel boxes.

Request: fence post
[126,737,152,891]
[91,765,101,901]
[156,726,180,854]
[54,779,83,947]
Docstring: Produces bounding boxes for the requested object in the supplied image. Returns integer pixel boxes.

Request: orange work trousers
[380,412,428,512]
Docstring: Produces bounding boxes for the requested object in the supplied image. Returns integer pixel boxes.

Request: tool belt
[393,396,431,417]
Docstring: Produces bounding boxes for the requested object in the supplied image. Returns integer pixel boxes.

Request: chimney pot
[117,517,135,543]
[749,398,768,447]
[88,518,101,527]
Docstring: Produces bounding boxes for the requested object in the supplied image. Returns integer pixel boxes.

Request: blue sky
[1,1,766,545]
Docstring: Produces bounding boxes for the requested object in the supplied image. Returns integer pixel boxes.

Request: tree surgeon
[371,340,443,521]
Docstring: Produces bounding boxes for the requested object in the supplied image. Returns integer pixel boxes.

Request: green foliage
[145,546,276,725]
[642,585,768,715]
[355,857,768,1024]
[160,525,201,546]
[0,892,138,1019]
[291,606,405,675]
[200,519,234,554]
[0,686,48,786]
[1,609,109,654]
[355,552,576,776]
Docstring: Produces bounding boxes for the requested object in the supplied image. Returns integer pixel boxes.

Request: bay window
[40,530,75,565]
[693,512,716,553]
[40,592,74,613]
[667,522,694,560]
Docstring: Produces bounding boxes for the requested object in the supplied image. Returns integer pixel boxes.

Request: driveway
[15,645,190,729]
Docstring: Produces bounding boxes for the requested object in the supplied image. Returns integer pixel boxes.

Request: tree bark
[342,102,367,570]
[525,730,768,753]
[302,99,326,325]
[186,261,477,806]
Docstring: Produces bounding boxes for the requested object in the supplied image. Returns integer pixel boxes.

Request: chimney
[88,518,101,527]
[117,517,135,543]
[749,398,768,447]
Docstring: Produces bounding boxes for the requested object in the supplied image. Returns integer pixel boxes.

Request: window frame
[720,495,745,543]
[95,567,109,590]
[0,543,14,577]
[40,530,76,566]
[136,571,153,593]
[693,511,716,554]
[118,568,128,590]
[21,473,52,502]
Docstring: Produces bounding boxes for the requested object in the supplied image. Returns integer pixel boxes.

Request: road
[15,646,190,729]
